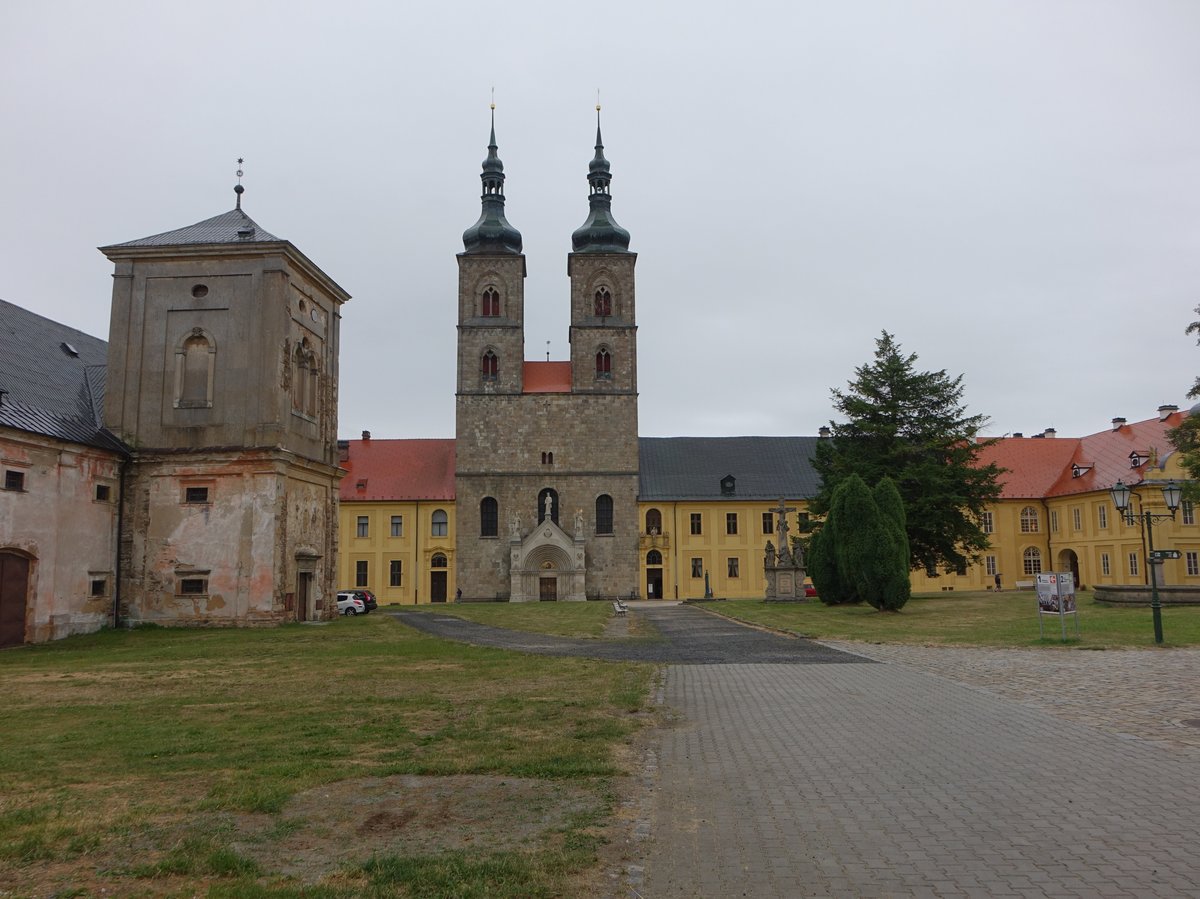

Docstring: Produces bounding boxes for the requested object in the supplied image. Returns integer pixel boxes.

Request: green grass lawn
[696,590,1200,647]
[398,600,616,637]
[0,613,652,897]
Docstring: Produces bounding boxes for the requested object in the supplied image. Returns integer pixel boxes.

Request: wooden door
[0,552,30,648]
[539,577,557,602]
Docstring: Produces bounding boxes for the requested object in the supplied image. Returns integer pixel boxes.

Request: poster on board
[1036,572,1076,613]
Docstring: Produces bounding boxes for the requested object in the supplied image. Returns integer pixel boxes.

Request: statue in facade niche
[574,508,584,536]
[510,511,522,537]
[544,493,553,522]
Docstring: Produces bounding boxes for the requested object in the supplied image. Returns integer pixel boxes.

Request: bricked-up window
[595,348,612,379]
[4,470,25,491]
[480,497,499,537]
[595,495,613,535]
[726,513,738,535]
[179,577,207,595]
[762,512,773,535]
[390,515,403,537]
[646,508,662,534]
[594,287,612,317]
[356,516,369,538]
[1020,506,1039,533]
[390,560,403,586]
[481,350,498,381]
[727,557,740,577]
[431,510,448,537]
[481,287,500,317]
[1023,547,1042,576]
[981,510,994,534]
[691,558,703,578]
[690,513,702,535]
[184,486,209,504]
[1101,553,1111,576]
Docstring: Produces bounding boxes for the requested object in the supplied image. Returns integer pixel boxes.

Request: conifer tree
[813,331,1003,574]
[872,477,912,611]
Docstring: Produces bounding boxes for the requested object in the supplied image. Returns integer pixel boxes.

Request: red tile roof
[340,438,455,502]
[980,411,1185,500]
[523,361,572,393]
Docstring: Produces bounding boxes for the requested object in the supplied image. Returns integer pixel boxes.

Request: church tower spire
[571,106,631,253]
[462,106,523,255]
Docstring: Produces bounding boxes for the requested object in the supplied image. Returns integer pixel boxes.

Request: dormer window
[1129,451,1148,469]
[1071,464,1093,479]
[720,475,736,496]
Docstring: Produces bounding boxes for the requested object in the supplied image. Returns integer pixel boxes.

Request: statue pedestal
[764,540,807,602]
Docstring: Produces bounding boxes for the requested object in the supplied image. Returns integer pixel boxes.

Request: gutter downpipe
[113,456,129,629]
[1040,499,1054,576]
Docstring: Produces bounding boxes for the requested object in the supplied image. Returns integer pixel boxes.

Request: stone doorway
[1057,549,1081,588]
[296,572,312,622]
[539,577,557,601]
[430,571,448,603]
[0,551,30,648]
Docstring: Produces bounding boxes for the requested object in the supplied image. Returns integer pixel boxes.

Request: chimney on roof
[1013,432,1023,438]
[1158,404,1179,421]
[362,430,371,441]
[818,426,831,438]
[1044,428,1056,438]
[1112,417,1126,431]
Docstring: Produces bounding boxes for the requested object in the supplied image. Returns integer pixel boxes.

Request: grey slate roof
[102,208,281,248]
[638,436,822,501]
[0,299,127,453]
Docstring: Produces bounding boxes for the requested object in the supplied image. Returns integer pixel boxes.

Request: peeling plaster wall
[0,429,121,642]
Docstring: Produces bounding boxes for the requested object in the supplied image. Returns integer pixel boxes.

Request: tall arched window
[481,287,500,317]
[537,488,559,525]
[594,287,612,317]
[175,328,215,409]
[1020,506,1039,533]
[480,497,499,537]
[1023,546,1043,575]
[431,509,448,537]
[595,494,614,535]
[647,550,663,566]
[645,508,663,535]
[481,350,498,382]
[595,348,611,379]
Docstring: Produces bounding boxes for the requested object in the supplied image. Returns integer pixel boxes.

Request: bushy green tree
[812,331,1003,574]
[1167,305,1200,493]
[808,509,852,605]
[872,477,911,610]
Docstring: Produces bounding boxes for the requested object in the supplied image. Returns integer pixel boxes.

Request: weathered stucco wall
[0,430,122,642]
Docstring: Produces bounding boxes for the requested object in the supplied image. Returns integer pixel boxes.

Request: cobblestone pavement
[391,605,1200,896]
[630,647,1200,898]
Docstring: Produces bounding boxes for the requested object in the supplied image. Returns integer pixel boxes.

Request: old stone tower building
[100,188,350,624]
[454,113,640,601]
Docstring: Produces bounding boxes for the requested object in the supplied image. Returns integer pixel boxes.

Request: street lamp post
[1109,479,1183,645]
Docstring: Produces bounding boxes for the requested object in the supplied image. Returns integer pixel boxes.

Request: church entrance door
[296,572,311,622]
[539,577,557,602]
[430,572,447,603]
[646,568,663,600]
[0,552,30,647]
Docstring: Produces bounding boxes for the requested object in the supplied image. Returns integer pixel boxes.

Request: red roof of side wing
[1045,411,1185,498]
[339,439,456,502]
[977,437,1083,499]
[523,361,572,393]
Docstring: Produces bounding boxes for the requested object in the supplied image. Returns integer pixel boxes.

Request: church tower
[454,111,640,601]
[101,177,350,624]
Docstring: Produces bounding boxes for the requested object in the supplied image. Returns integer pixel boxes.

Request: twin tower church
[455,112,642,601]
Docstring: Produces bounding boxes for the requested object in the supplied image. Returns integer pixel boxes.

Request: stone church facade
[453,114,640,601]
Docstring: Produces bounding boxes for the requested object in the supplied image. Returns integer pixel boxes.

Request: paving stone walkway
[392,604,1200,897]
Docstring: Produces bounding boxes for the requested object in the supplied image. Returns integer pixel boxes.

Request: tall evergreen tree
[1167,305,1200,491]
[872,477,912,610]
[837,474,900,610]
[813,331,1004,575]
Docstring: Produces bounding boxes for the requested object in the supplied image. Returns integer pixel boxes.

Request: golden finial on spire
[490,86,495,111]
[596,88,601,113]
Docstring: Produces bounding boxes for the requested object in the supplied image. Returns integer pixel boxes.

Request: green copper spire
[462,106,523,255]
[571,106,631,253]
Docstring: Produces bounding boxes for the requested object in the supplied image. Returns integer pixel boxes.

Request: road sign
[1150,550,1182,560]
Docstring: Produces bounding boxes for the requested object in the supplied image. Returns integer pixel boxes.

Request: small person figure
[994,573,1002,592]
[455,587,462,603]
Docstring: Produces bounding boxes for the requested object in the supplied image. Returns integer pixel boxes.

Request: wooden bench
[612,600,628,616]
[1015,580,1035,591]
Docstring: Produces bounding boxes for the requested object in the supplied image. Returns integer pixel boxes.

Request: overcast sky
[3,1,1198,442]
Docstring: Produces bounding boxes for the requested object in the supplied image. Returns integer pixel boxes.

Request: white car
[337,593,366,616]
